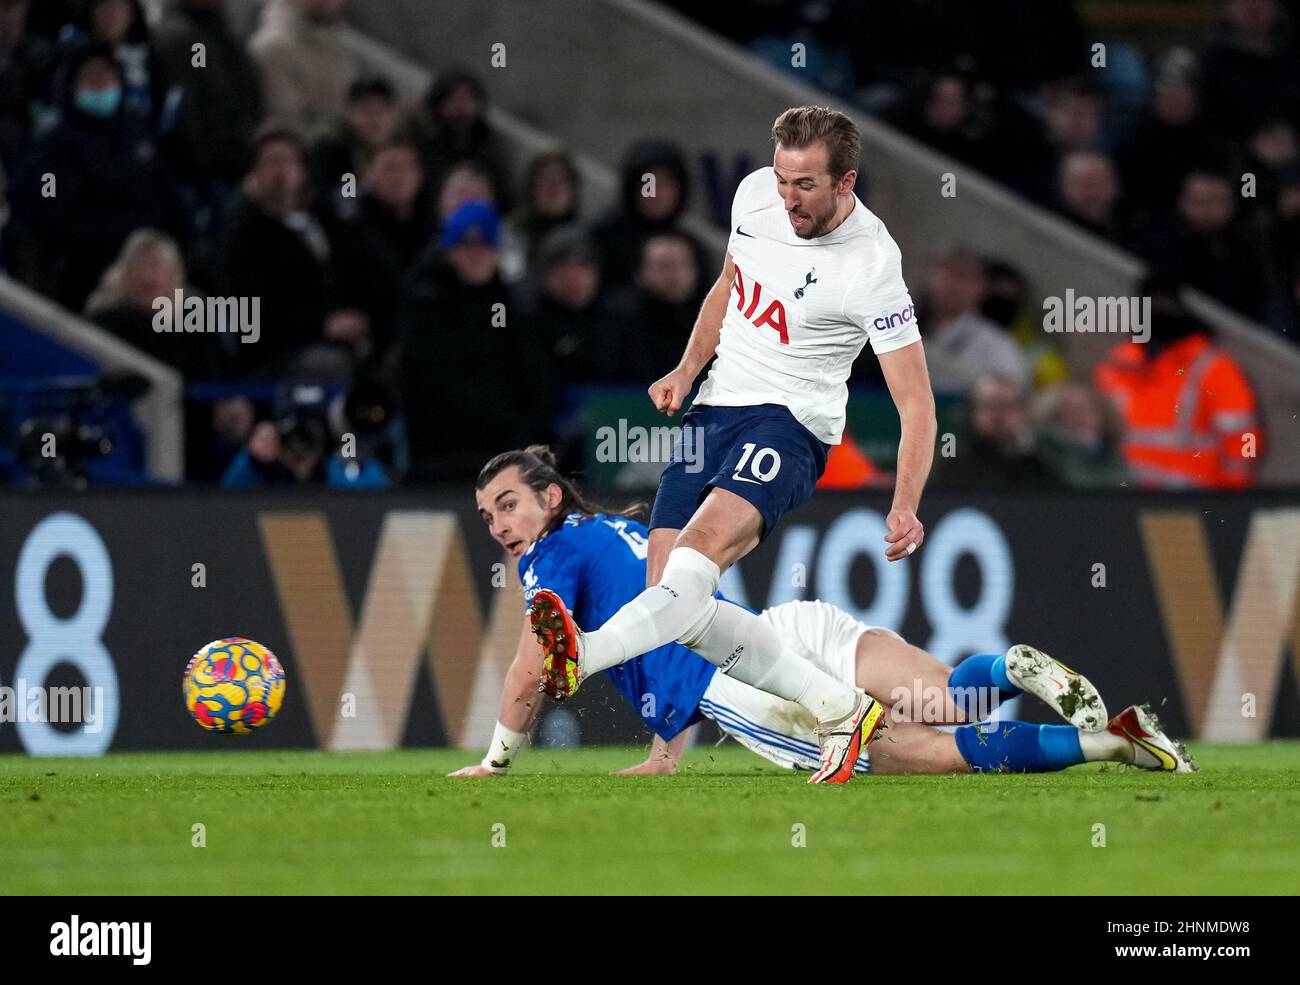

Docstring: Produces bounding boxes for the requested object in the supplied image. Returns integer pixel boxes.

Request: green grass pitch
[3,742,1299,894]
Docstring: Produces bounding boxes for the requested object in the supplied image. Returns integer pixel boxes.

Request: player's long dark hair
[476,445,645,538]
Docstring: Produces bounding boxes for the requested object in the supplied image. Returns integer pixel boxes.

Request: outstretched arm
[878,341,936,561]
[611,724,697,775]
[448,618,545,776]
[648,252,734,416]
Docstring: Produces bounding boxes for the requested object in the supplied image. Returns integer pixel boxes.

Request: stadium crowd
[0,0,1285,491]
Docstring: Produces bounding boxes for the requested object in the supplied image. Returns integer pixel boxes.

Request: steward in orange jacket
[1094,294,1261,489]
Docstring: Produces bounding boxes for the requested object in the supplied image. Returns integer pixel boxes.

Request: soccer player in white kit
[530,106,938,784]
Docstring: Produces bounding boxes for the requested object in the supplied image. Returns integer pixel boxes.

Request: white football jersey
[693,166,920,444]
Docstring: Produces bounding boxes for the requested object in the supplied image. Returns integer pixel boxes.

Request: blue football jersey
[519,513,718,740]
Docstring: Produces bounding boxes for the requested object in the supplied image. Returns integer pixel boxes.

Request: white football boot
[1107,703,1199,773]
[808,691,887,784]
[1004,644,1108,732]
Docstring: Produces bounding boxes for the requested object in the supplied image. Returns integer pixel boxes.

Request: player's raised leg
[938,646,1106,730]
[1003,644,1108,731]
[646,526,678,586]
[532,485,881,783]
[848,626,1105,730]
[853,627,970,725]
[532,485,759,697]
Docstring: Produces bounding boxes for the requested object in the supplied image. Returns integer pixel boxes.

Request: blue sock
[955,721,1084,773]
[948,652,1020,719]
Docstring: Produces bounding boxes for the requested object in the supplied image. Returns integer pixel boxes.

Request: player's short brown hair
[771,105,861,179]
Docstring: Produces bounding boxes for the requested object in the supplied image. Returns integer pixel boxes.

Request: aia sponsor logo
[731,262,789,344]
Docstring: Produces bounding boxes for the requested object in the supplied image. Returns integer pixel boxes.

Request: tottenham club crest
[794,268,817,299]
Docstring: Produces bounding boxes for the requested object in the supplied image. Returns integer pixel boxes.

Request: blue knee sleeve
[948,652,1020,719]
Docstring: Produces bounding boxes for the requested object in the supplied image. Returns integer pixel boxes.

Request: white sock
[1078,730,1134,763]
[680,598,857,722]
[581,547,720,675]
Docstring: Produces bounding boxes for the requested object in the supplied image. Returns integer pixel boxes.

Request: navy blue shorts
[649,404,830,541]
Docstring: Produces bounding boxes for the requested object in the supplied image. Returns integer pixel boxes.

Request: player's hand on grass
[884,508,924,562]
[648,366,693,416]
[448,764,502,778]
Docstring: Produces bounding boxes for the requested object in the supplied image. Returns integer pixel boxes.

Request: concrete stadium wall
[348,0,1299,483]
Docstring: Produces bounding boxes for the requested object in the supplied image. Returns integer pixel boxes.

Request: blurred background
[0,0,1296,492]
[2,1,1299,754]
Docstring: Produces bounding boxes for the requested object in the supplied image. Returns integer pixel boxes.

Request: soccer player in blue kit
[529,105,939,783]
[454,447,1196,778]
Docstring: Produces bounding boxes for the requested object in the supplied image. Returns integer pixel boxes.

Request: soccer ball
[183,637,286,734]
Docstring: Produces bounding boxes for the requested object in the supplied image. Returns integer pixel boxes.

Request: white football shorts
[698,599,903,774]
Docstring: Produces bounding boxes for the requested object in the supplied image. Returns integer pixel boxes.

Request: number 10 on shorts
[733,443,782,483]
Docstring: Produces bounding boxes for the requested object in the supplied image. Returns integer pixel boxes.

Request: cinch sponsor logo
[872,303,915,331]
[49,915,151,965]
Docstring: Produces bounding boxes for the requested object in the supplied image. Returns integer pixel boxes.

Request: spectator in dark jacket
[886,71,999,173]
[154,0,263,188]
[398,200,547,480]
[0,0,57,173]
[1138,169,1269,318]
[1115,47,1223,216]
[332,135,432,364]
[22,0,76,40]
[418,67,512,211]
[1054,150,1136,246]
[311,74,401,220]
[606,230,704,383]
[6,43,184,309]
[1197,0,1300,140]
[932,374,1061,489]
[591,139,707,289]
[523,226,626,385]
[506,150,581,268]
[219,124,335,376]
